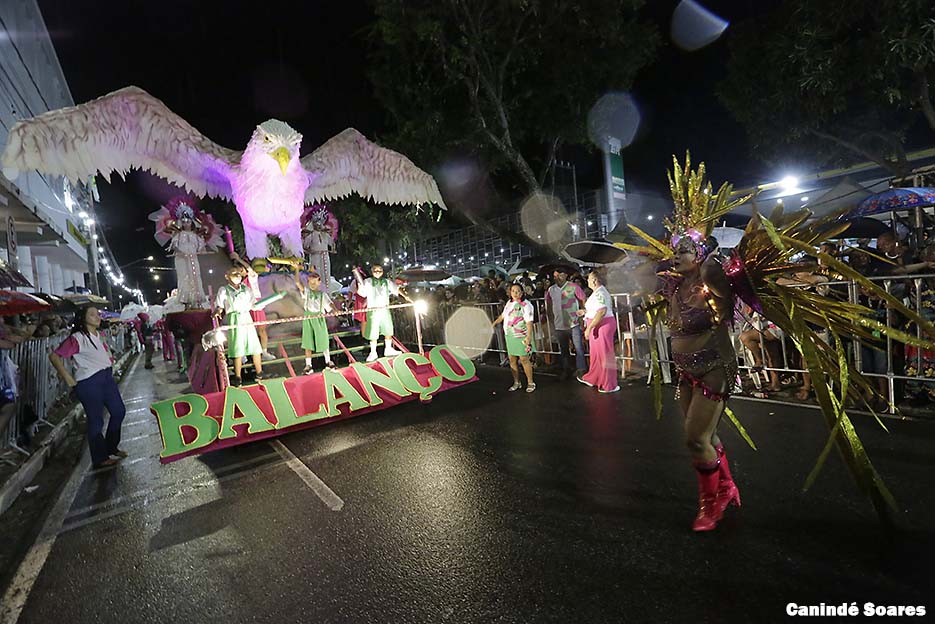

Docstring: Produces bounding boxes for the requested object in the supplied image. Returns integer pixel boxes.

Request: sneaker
[526,383,537,393]
[303,365,314,375]
[326,361,337,369]
[508,382,522,392]
[598,386,620,394]
[255,371,270,381]
[384,345,402,356]
[92,458,119,469]
[366,352,379,362]
[261,351,276,361]
[231,376,243,387]
[577,376,594,387]
[110,449,129,459]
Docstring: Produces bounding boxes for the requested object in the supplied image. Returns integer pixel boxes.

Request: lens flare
[444,307,494,359]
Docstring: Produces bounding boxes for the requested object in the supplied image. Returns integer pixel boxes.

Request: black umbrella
[513,255,557,272]
[537,262,579,281]
[397,268,452,282]
[821,217,888,239]
[33,293,77,313]
[563,240,627,265]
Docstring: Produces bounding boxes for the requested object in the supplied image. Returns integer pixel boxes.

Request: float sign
[151,345,476,463]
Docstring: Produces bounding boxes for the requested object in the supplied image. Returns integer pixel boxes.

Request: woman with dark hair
[492,283,536,392]
[49,307,127,469]
[576,269,619,392]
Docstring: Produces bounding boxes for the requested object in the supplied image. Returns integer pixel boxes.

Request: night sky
[36,0,782,299]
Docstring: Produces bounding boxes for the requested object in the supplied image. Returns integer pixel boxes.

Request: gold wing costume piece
[618,154,935,522]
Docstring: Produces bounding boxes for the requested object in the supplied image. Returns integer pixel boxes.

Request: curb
[0,351,137,517]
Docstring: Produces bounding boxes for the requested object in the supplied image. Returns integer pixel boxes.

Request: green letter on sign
[350,359,412,406]
[323,367,371,417]
[428,345,475,382]
[218,387,275,440]
[392,353,443,402]
[152,394,220,459]
[260,378,329,429]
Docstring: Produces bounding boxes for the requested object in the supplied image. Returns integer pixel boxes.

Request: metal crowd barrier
[1,324,131,463]
[394,273,935,414]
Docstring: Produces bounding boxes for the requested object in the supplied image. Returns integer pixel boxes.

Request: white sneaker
[384,345,401,356]
[598,386,620,394]
[366,351,379,362]
[508,382,522,392]
[261,351,276,361]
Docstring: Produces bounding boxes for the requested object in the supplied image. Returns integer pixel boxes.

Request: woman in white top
[491,284,537,392]
[49,307,127,469]
[576,270,619,392]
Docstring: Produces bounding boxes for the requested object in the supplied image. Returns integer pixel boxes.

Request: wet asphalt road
[6,357,935,624]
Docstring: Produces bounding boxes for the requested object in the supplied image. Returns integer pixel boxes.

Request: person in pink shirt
[49,307,127,469]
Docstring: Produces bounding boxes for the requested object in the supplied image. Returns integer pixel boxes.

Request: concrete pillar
[50,263,64,295]
[16,246,35,290]
[34,255,51,293]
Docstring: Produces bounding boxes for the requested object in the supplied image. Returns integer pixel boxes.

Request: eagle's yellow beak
[270,147,291,175]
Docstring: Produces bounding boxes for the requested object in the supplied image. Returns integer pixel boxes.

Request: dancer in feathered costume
[149,197,223,309]
[620,154,935,530]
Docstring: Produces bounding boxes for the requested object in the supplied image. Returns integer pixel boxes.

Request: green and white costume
[502,300,536,357]
[215,283,262,358]
[301,288,333,352]
[358,277,400,341]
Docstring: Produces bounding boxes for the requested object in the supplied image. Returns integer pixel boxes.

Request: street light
[119,255,155,269]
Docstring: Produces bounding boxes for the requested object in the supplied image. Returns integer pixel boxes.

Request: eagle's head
[246,120,302,175]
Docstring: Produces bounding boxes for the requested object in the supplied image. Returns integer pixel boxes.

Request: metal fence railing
[394,272,935,414]
[1,324,131,464]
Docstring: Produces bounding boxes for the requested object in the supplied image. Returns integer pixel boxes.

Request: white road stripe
[269,440,344,511]
[0,357,141,624]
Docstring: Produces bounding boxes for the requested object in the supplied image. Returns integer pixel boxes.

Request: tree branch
[917,70,935,131]
[538,137,561,188]
[806,128,906,175]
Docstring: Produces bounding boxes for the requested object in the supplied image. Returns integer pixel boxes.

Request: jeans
[74,368,126,465]
[555,326,586,371]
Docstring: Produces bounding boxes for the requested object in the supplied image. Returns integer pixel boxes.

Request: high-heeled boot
[692,458,721,532]
[714,444,741,518]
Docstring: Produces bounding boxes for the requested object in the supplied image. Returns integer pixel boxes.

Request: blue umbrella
[852,187,935,218]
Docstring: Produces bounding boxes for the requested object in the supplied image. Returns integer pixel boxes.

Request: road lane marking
[269,439,344,511]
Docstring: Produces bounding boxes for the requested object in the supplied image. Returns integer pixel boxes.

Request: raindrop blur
[444,307,494,358]
[587,93,641,152]
[670,0,729,52]
[520,192,569,250]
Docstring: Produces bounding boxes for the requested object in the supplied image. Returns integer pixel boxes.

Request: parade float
[1,86,469,461]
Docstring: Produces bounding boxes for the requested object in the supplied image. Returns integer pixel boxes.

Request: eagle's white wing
[1,86,239,199]
[300,128,446,209]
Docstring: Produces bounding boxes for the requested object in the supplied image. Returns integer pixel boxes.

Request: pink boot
[714,444,741,519]
[692,459,721,532]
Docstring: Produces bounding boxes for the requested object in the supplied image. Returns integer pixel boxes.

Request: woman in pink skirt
[577,270,619,393]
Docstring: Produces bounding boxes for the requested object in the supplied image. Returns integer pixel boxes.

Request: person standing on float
[49,307,128,469]
[354,264,411,362]
[215,266,267,386]
[294,269,336,374]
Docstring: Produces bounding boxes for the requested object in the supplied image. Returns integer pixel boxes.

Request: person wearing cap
[353,264,412,362]
[214,265,267,386]
[294,269,336,374]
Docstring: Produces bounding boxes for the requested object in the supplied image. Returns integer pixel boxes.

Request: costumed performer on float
[621,153,935,531]
[214,265,267,386]
[227,247,275,361]
[294,267,336,374]
[353,264,412,362]
[491,284,537,393]
[149,197,223,309]
[575,269,618,393]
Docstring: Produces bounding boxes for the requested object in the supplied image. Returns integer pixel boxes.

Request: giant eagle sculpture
[1,86,446,258]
